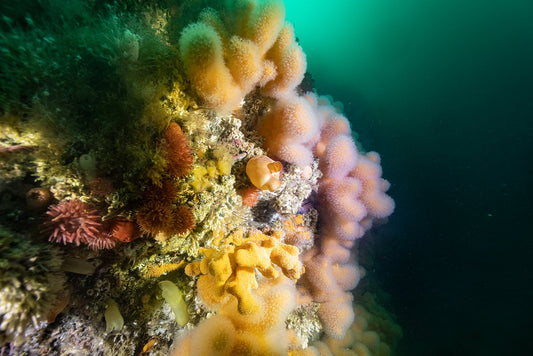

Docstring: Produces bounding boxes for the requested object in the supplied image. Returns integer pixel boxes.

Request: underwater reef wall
[0,0,401,355]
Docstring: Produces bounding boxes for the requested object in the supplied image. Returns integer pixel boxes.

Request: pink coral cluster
[256,91,395,340]
[257,94,319,167]
[307,94,394,338]
[44,199,116,250]
[257,91,394,239]
[174,0,395,349]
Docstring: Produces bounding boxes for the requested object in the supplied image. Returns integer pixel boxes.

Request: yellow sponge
[185,229,304,315]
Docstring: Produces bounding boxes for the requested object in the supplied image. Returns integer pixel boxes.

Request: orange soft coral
[178,0,305,112]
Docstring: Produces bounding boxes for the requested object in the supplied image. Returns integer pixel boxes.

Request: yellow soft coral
[185,229,303,314]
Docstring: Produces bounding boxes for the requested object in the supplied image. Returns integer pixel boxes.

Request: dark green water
[287,0,533,354]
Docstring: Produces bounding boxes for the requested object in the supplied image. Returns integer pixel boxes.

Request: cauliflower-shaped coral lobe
[179,0,305,112]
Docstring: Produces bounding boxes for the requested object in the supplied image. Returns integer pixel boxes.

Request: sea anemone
[168,205,196,235]
[108,219,141,243]
[135,200,174,236]
[163,122,193,178]
[25,187,52,211]
[43,199,116,249]
[136,201,195,237]
[144,179,178,204]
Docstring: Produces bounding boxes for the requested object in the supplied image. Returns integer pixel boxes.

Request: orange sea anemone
[136,201,195,237]
[108,219,142,243]
[168,205,196,235]
[135,200,174,236]
[163,122,193,178]
[144,179,178,204]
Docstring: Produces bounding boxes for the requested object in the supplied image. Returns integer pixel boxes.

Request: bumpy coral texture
[299,302,403,356]
[257,94,319,167]
[44,199,116,250]
[0,226,65,345]
[179,0,306,112]
[172,275,298,356]
[173,0,396,351]
[255,92,394,340]
[185,229,303,315]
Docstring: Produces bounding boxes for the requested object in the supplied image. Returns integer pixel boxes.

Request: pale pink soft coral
[304,93,351,158]
[300,246,361,339]
[318,178,367,241]
[317,294,355,339]
[290,92,394,340]
[257,94,319,167]
[350,152,395,219]
[44,199,116,250]
[319,135,359,179]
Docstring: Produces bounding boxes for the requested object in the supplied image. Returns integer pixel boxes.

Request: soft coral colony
[0,0,401,355]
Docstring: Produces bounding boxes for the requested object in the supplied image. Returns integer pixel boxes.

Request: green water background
[286,0,533,354]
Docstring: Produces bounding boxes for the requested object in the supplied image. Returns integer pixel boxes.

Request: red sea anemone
[144,179,178,204]
[135,200,174,236]
[108,219,142,243]
[44,199,116,250]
